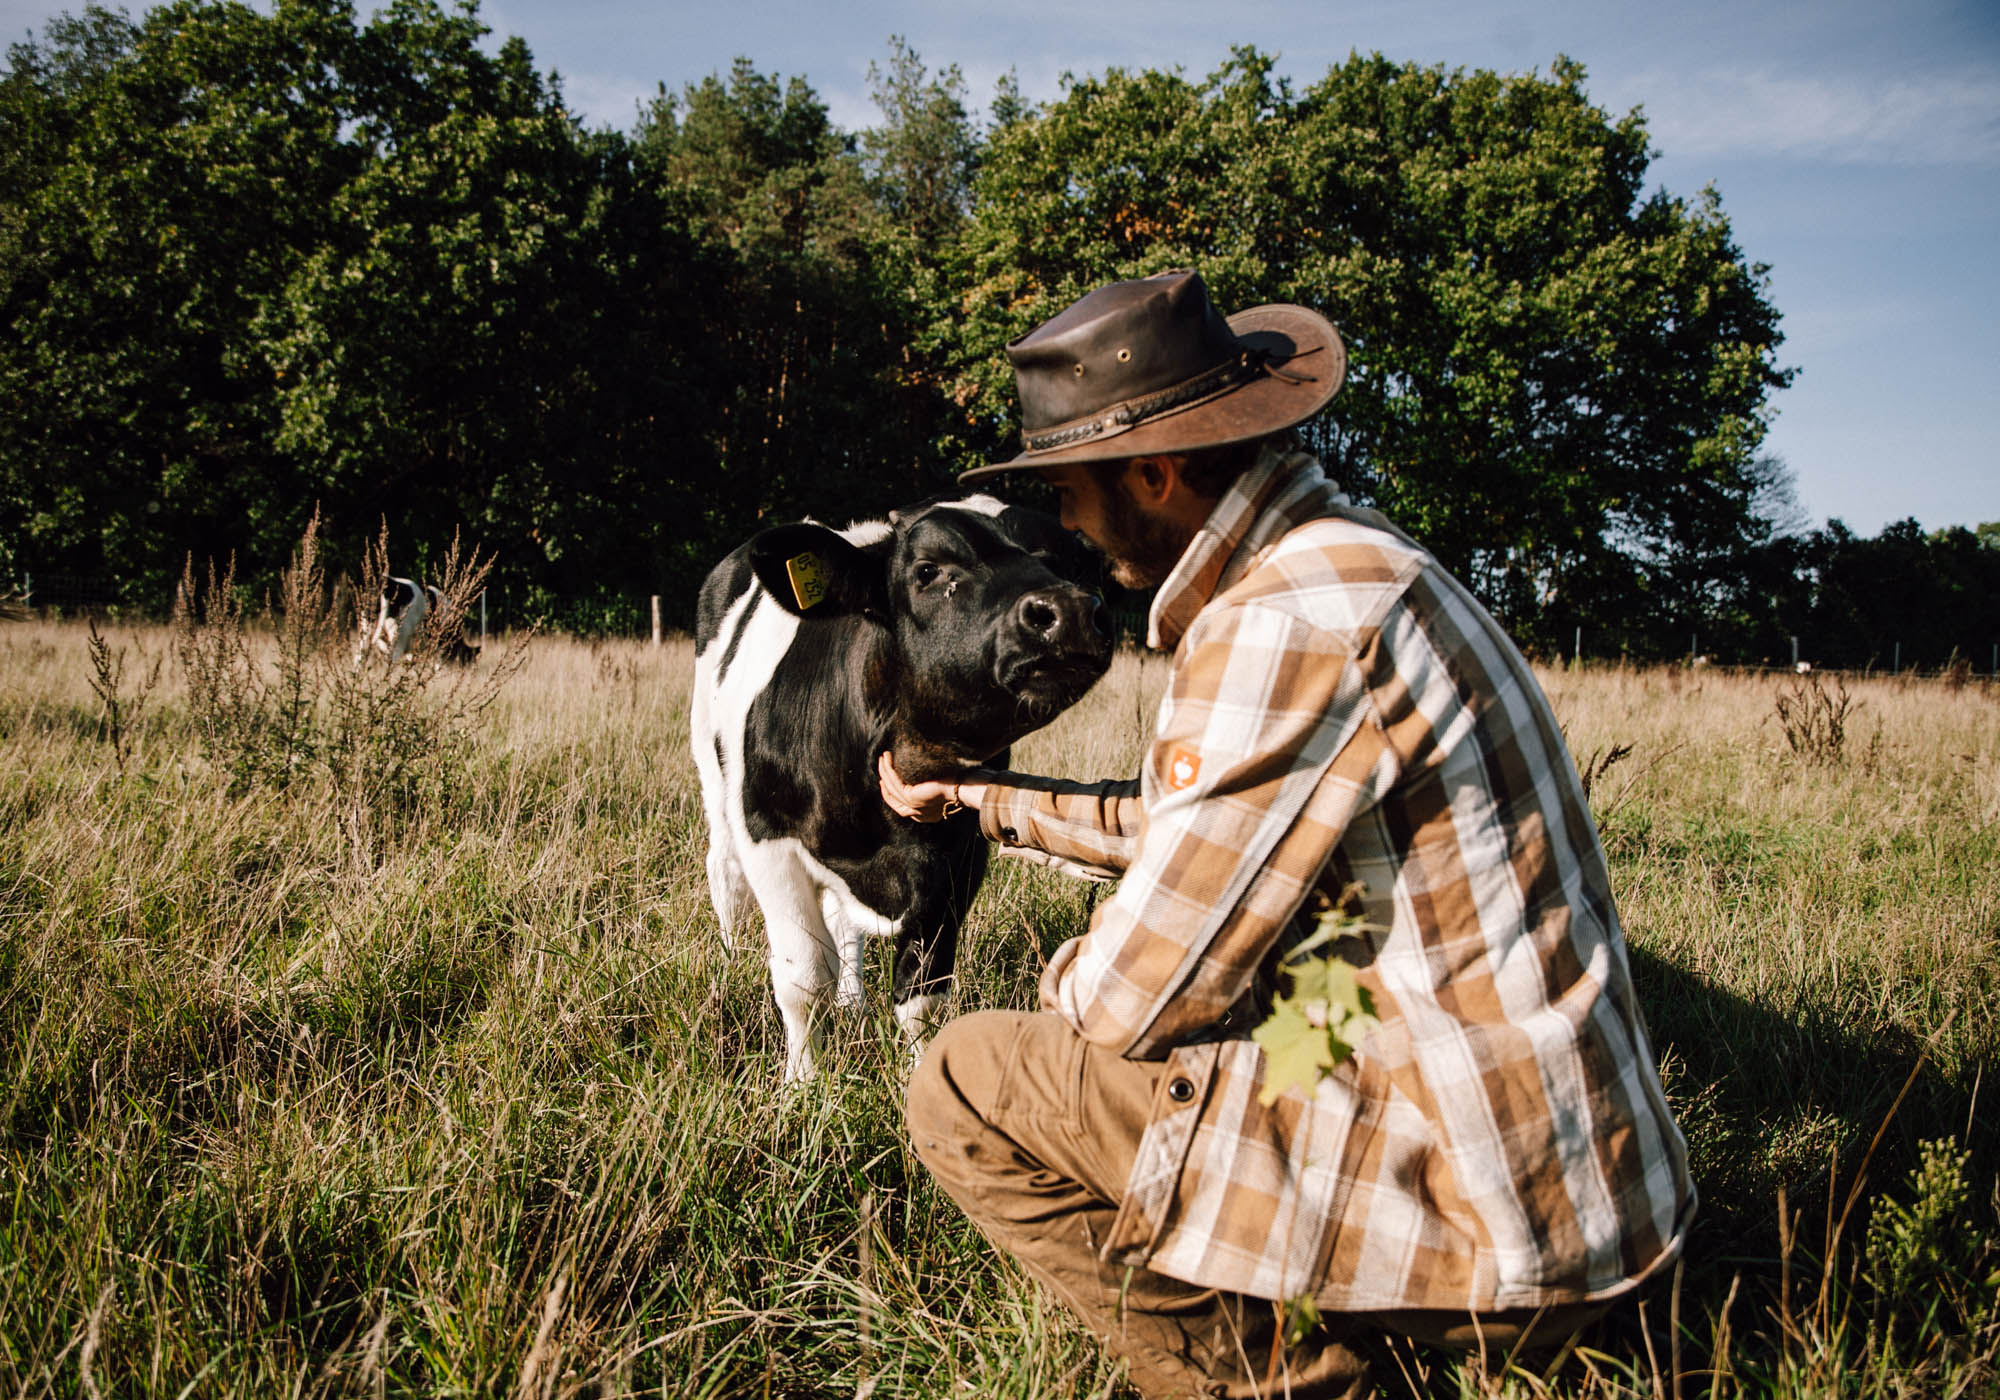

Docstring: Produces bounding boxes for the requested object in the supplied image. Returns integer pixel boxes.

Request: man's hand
[878,751,988,823]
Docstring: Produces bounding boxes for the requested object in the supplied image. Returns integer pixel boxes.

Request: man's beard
[1093,480,1194,590]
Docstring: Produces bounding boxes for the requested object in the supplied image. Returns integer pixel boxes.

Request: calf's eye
[912,562,941,588]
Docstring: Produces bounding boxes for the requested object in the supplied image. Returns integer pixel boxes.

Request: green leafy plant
[1251,908,1382,1106]
[1864,1136,1999,1344]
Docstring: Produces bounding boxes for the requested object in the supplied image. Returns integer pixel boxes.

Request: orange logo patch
[1165,745,1202,791]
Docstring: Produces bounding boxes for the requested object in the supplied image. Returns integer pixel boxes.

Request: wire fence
[18,573,124,617]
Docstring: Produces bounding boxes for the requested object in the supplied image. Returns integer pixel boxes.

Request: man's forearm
[979,775,1142,876]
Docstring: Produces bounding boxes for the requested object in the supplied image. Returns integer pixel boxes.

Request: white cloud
[1620,66,2000,166]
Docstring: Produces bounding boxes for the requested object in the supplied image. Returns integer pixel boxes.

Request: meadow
[1,590,1995,1397]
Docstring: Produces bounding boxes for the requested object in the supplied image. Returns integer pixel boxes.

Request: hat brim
[961,303,1346,481]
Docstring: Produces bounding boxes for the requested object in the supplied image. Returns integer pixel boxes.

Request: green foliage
[632,52,970,535]
[4,17,1807,656]
[1791,519,2000,671]
[2,0,350,598]
[637,56,860,256]
[1250,909,1381,1105]
[1863,1138,1989,1312]
[862,36,975,245]
[951,51,1794,656]
[0,0,723,612]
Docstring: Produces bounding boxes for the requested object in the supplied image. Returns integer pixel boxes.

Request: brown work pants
[906,1010,1609,1399]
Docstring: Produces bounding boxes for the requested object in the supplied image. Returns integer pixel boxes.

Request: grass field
[1,608,1995,1398]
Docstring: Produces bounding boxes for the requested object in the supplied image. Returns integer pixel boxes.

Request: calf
[355,577,480,668]
[692,494,1110,1081]
[356,576,429,666]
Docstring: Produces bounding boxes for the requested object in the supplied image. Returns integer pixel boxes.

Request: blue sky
[7,0,1996,536]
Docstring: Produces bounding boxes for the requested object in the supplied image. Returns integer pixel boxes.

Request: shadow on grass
[1509,941,2000,1393]
[1629,943,1991,1266]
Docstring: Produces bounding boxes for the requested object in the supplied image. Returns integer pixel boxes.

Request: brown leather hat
[960,269,1345,480]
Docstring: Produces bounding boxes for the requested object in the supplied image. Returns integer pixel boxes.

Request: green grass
[1,621,1995,1397]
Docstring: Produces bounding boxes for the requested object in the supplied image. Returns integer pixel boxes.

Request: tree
[861,36,975,246]
[634,56,939,541]
[1788,519,2000,671]
[0,0,369,603]
[945,49,1795,657]
[0,3,138,302]
[0,23,1818,643]
[0,0,720,615]
[259,8,709,603]
[986,69,1031,135]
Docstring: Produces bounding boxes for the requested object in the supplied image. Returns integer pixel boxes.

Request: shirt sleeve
[979,776,1144,880]
[1040,598,1397,1059]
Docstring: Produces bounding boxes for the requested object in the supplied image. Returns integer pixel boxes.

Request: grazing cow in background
[357,576,428,666]
[692,494,1111,1081]
[356,577,480,668]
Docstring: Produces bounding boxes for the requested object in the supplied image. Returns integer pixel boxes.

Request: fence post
[1893,641,1901,675]
[650,595,662,647]
[1574,626,1582,668]
[1790,635,1799,669]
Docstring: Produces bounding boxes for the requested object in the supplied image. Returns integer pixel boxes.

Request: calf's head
[747,495,1112,777]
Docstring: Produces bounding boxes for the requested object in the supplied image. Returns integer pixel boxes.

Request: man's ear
[1127,453,1217,532]
[748,523,887,620]
[1123,455,1177,507]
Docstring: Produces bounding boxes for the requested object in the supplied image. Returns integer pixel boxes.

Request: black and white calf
[355,577,480,668]
[356,577,430,666]
[692,494,1111,1081]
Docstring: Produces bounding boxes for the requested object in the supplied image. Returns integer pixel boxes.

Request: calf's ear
[748,524,886,621]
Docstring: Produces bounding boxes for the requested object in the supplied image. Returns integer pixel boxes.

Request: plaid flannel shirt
[979,448,1694,1312]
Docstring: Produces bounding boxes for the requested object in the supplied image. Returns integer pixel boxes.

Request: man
[879,270,1694,1398]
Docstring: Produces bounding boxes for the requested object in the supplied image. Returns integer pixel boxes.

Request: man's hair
[1177,436,1270,497]
[1088,432,1290,501]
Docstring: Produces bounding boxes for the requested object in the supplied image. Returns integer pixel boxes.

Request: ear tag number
[785,552,827,610]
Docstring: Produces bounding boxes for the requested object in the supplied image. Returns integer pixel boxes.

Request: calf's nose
[1014,587,1107,647]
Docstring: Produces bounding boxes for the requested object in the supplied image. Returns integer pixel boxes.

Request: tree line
[3,0,1994,665]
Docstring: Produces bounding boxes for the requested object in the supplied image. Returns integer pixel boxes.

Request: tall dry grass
[1,615,1995,1397]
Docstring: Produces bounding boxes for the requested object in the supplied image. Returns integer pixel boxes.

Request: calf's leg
[739,856,838,1082]
[891,920,957,1062]
[704,836,751,951]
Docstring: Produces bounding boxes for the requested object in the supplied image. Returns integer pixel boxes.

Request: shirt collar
[1147,445,1347,650]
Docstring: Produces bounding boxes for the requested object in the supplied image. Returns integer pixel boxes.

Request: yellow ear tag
[785,552,827,610]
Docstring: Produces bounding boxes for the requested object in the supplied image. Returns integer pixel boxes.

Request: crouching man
[879,271,1694,1397]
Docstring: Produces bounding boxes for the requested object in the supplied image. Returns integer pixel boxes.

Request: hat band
[1023,349,1278,454]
